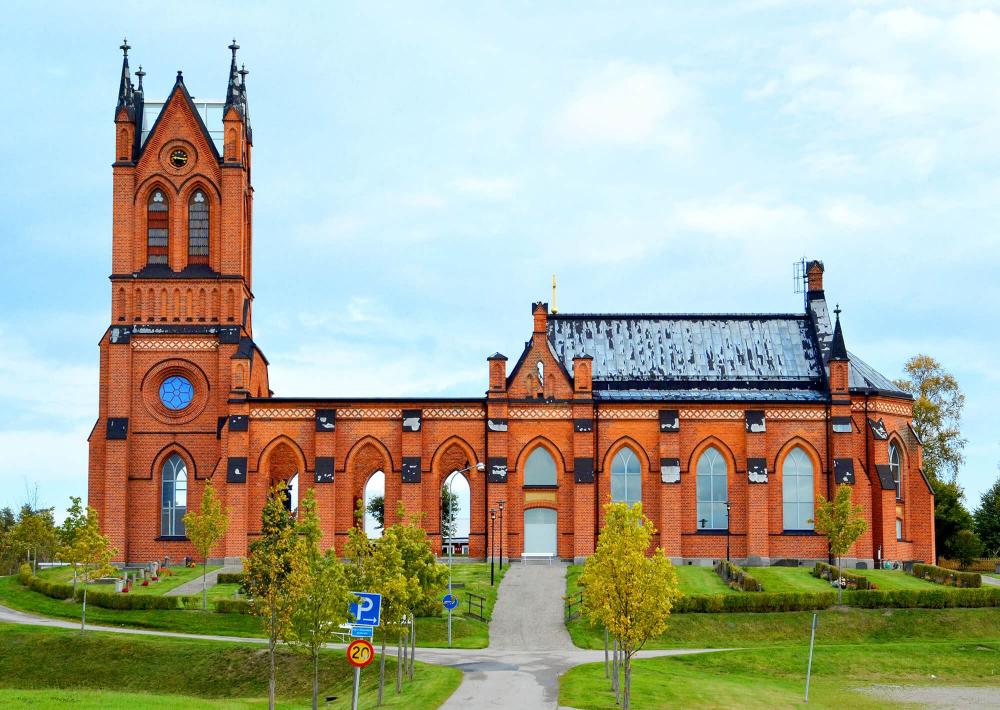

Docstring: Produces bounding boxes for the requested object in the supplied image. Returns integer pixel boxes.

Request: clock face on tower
[169,149,188,168]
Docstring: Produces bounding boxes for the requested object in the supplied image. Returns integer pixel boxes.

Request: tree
[974,470,1000,557]
[811,484,868,604]
[440,485,459,542]
[9,505,58,574]
[287,489,351,710]
[579,502,680,710]
[950,529,984,570]
[0,507,15,575]
[934,479,975,561]
[366,495,385,532]
[893,354,966,484]
[60,504,117,633]
[58,497,87,586]
[245,483,300,710]
[183,479,229,610]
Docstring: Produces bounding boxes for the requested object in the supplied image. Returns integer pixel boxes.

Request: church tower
[90,40,267,562]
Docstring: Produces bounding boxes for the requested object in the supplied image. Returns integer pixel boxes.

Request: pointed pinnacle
[229,38,240,58]
[120,37,130,56]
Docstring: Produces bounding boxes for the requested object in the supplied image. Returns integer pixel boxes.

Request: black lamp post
[497,500,505,570]
[489,508,497,586]
[725,502,732,563]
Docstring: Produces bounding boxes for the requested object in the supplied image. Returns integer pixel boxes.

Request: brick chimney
[572,355,593,393]
[807,260,824,294]
[487,353,508,392]
[532,301,548,335]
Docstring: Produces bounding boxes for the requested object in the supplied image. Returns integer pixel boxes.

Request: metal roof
[593,389,827,402]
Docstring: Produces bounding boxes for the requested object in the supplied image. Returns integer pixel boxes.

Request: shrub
[812,562,873,590]
[910,563,981,588]
[72,588,191,610]
[714,560,764,592]
[213,598,251,614]
[216,572,246,585]
[17,563,32,586]
[938,558,999,573]
[22,574,75,600]
[671,587,1000,614]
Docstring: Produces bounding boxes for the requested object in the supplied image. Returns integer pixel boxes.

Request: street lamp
[725,502,732,563]
[446,461,485,648]
[489,508,497,586]
[497,500,505,571]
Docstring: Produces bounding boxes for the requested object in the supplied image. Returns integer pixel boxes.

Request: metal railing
[466,592,487,622]
[564,590,584,622]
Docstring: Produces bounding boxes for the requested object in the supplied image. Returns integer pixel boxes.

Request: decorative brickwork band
[574,457,594,484]
[424,407,484,419]
[510,406,572,419]
[765,408,826,421]
[597,408,658,420]
[678,408,743,420]
[131,338,218,351]
[227,457,248,484]
[315,457,334,483]
[250,408,315,419]
[852,400,911,416]
[339,408,403,419]
[401,456,421,483]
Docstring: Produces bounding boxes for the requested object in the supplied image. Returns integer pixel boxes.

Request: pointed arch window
[524,447,557,486]
[782,446,815,530]
[696,447,728,530]
[889,443,902,500]
[160,454,187,537]
[188,190,209,264]
[611,447,642,506]
[147,190,169,265]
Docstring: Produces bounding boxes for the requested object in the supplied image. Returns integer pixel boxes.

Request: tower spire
[830,304,849,361]
[115,37,136,120]
[225,39,245,117]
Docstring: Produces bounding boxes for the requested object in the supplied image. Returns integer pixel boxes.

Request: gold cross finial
[551,274,558,314]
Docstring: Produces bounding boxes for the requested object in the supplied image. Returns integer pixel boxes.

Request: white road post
[352,666,360,710]
[805,612,818,703]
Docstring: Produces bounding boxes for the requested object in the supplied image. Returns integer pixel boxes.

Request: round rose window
[159,375,194,410]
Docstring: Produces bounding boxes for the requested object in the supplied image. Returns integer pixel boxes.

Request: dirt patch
[860,684,1000,708]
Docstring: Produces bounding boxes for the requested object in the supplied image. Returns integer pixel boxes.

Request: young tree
[366,495,385,532]
[440,485,459,542]
[0,507,15,575]
[183,479,229,610]
[10,505,58,574]
[893,354,966,484]
[951,529,984,570]
[58,497,87,587]
[934,479,975,562]
[287,489,351,710]
[973,470,1000,557]
[812,484,868,604]
[245,483,300,710]
[579,502,680,710]
[60,504,117,633]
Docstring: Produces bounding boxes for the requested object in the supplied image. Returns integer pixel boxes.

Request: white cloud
[400,191,448,209]
[673,195,810,239]
[556,61,699,149]
[451,176,518,201]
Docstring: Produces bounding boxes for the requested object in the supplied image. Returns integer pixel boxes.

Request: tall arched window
[611,447,642,506]
[160,454,187,537]
[524,447,557,486]
[889,442,902,500]
[188,190,209,264]
[782,446,815,530]
[147,190,169,265]
[696,447,728,530]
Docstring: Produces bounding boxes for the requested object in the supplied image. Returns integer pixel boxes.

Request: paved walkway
[981,574,1000,588]
[164,564,242,597]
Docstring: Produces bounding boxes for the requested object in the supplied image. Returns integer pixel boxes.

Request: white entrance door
[523,508,557,555]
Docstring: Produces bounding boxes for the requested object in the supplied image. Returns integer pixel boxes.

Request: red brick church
[89,42,934,567]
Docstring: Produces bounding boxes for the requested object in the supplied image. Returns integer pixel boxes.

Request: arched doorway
[363,471,385,539]
[442,470,471,556]
[266,441,300,515]
[524,508,557,555]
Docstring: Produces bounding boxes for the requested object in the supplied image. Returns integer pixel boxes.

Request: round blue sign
[159,375,194,411]
[442,594,459,610]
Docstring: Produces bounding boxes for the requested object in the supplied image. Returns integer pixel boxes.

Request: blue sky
[1,1,998,519]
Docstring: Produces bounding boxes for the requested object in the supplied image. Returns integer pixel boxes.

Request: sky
[1,1,998,521]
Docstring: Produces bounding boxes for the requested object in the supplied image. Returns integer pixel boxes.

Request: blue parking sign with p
[350,592,382,627]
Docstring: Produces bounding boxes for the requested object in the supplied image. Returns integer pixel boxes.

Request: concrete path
[164,564,242,597]
[981,574,1000,588]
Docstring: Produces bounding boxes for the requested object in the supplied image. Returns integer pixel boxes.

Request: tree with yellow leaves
[811,483,867,605]
[183,479,228,610]
[59,503,117,634]
[580,501,680,710]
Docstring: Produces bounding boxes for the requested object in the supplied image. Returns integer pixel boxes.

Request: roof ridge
[549,312,808,320]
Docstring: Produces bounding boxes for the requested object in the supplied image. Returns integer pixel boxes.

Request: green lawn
[674,565,741,595]
[206,582,244,601]
[748,566,832,593]
[38,564,221,596]
[0,623,461,709]
[561,640,1000,709]
[860,569,948,590]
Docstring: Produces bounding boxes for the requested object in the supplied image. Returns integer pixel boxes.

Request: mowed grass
[39,564,221,596]
[567,606,1000,650]
[561,640,1000,709]
[0,623,461,709]
[567,563,738,597]
[749,566,832,593]
[860,569,943,590]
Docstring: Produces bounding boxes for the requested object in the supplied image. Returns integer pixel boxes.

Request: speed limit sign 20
[347,639,375,668]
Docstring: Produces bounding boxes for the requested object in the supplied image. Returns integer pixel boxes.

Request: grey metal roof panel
[847,351,908,396]
[548,315,822,384]
[593,389,827,402]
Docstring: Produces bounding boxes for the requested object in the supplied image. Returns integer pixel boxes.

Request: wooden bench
[521,553,555,565]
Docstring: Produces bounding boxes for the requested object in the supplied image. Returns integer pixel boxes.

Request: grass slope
[561,641,1000,709]
[39,564,221,596]
[0,623,461,709]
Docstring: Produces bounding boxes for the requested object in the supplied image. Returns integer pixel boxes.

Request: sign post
[805,612,818,703]
[347,639,375,710]
[442,593,459,647]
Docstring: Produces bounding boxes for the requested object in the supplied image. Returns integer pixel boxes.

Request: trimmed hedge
[216,572,246,585]
[23,574,76,600]
[910,563,981,588]
[811,562,873,590]
[18,573,200,610]
[673,587,1000,614]
[213,598,251,614]
[939,558,999,573]
[715,560,764,592]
